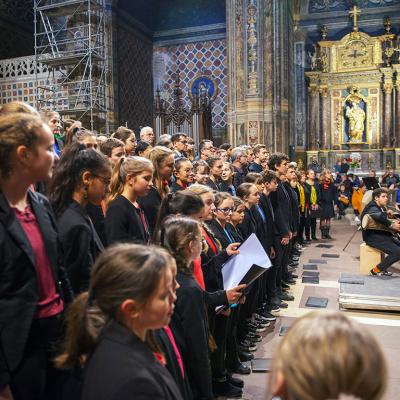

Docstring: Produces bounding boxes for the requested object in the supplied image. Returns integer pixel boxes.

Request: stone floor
[236,214,400,400]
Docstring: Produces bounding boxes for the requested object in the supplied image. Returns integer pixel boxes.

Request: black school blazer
[57,201,104,294]
[82,320,183,400]
[105,195,149,245]
[0,190,72,381]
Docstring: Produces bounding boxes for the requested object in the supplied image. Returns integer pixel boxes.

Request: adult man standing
[195,139,215,161]
[248,144,269,173]
[361,188,400,276]
[140,126,155,145]
[171,133,188,158]
[231,147,248,188]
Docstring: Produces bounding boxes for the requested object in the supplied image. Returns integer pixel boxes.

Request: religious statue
[345,101,365,142]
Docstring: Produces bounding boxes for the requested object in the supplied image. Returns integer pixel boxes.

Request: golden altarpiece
[305,6,400,171]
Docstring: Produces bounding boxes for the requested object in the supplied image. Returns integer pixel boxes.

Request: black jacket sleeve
[175,286,214,400]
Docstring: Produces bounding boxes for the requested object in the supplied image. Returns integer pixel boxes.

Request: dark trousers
[210,313,229,381]
[225,307,240,371]
[305,216,317,239]
[298,215,306,242]
[9,314,63,400]
[366,233,400,271]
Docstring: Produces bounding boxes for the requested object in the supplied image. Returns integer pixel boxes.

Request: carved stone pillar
[319,85,330,150]
[308,84,320,151]
[381,68,394,148]
[227,0,294,151]
[383,83,393,148]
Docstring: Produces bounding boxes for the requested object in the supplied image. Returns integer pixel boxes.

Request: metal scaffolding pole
[33,0,108,132]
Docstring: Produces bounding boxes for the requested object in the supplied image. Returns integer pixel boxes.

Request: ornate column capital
[319,86,329,97]
[308,84,319,96]
[384,83,393,94]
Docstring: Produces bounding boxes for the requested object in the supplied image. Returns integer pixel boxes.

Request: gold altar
[305,6,400,170]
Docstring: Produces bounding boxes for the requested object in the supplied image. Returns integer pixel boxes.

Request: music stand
[362,177,379,190]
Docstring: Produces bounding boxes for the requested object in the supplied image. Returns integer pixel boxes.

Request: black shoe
[283,278,296,285]
[281,282,290,290]
[291,256,300,262]
[270,296,282,306]
[311,236,319,241]
[213,381,242,398]
[279,292,295,301]
[303,239,311,245]
[238,350,254,362]
[230,362,251,375]
[246,332,262,341]
[288,273,298,279]
[228,375,245,388]
[239,340,257,352]
[255,314,271,325]
[279,301,288,308]
[370,268,393,276]
[259,310,277,321]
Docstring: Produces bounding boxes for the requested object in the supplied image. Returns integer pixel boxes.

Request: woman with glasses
[49,143,111,294]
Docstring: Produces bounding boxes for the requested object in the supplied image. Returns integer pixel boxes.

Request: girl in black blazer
[138,146,174,235]
[161,216,213,400]
[236,183,260,240]
[56,244,182,400]
[106,156,154,245]
[0,112,73,400]
[49,143,111,294]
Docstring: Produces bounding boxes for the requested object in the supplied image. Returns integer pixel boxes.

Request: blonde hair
[187,183,213,196]
[0,113,47,179]
[148,146,173,198]
[107,156,153,205]
[270,312,387,400]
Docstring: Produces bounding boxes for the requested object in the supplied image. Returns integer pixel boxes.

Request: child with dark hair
[171,158,194,192]
[49,142,111,294]
[112,126,136,156]
[160,216,213,400]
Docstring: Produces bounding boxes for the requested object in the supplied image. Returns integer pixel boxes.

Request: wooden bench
[360,242,383,275]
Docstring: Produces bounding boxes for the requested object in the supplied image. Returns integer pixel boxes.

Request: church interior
[2,1,400,400]
[1,0,399,169]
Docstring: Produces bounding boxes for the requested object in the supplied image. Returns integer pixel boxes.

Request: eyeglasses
[94,175,111,186]
[216,207,234,214]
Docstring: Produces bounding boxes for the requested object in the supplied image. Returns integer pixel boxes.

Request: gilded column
[308,84,320,151]
[319,85,330,150]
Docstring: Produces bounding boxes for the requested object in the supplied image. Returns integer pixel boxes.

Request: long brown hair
[107,156,153,206]
[55,243,175,369]
[160,216,202,276]
[148,146,173,198]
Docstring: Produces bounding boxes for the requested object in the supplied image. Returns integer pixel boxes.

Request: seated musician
[361,188,400,276]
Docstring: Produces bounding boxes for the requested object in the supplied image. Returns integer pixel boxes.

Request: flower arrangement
[347,152,362,170]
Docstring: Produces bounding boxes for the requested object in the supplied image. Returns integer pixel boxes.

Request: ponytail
[55,244,174,370]
[106,156,154,208]
[153,190,204,242]
[107,156,126,207]
[54,292,105,369]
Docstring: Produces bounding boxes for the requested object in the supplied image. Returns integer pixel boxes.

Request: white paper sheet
[221,233,271,290]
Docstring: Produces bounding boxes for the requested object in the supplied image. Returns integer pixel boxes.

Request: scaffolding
[33,0,108,132]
